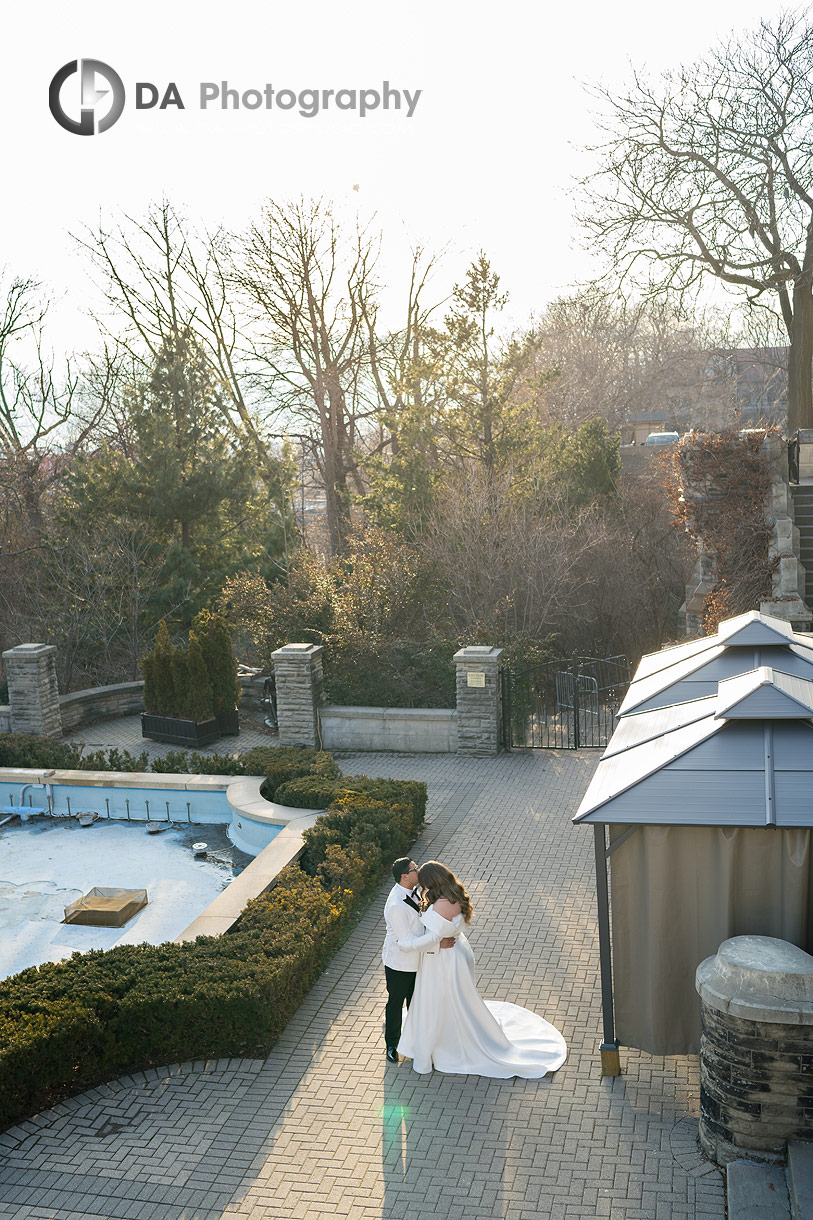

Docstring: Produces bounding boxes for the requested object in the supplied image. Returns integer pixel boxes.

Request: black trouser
[384,966,416,1048]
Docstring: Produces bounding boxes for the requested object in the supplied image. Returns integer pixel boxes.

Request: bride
[396,861,567,1077]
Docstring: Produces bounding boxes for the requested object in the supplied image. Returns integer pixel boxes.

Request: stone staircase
[727,1144,813,1220]
[790,485,813,606]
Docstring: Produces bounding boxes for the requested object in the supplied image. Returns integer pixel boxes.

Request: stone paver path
[0,733,725,1219]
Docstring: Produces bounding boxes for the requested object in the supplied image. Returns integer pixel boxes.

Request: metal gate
[501,655,631,749]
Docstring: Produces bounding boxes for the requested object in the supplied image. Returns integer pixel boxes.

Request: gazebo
[574,614,813,1075]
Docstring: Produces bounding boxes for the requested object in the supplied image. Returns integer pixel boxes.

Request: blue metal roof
[715,666,813,719]
[632,611,810,683]
[573,661,813,828]
[619,611,813,715]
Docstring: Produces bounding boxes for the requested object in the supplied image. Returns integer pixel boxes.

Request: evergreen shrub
[192,609,241,715]
[240,746,339,800]
[0,737,341,791]
[183,638,215,721]
[150,621,176,715]
[271,775,343,809]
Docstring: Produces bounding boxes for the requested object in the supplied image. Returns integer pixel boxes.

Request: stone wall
[679,430,811,633]
[319,706,458,753]
[1,640,505,758]
[696,935,813,1165]
[59,682,145,732]
[764,432,809,626]
[270,642,504,756]
[2,678,265,736]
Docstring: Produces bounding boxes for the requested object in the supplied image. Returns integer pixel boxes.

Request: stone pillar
[454,646,503,756]
[2,644,63,738]
[763,432,810,628]
[271,643,325,748]
[695,935,813,1165]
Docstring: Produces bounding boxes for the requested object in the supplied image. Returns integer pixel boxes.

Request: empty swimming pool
[0,816,254,979]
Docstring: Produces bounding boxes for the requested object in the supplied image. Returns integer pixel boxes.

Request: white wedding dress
[397,906,567,1077]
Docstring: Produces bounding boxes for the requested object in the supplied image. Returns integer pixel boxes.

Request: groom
[382,857,454,1063]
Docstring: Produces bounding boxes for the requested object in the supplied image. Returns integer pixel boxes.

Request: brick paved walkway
[0,724,725,1219]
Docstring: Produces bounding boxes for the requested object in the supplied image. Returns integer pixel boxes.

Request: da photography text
[138,80,421,118]
[49,60,423,136]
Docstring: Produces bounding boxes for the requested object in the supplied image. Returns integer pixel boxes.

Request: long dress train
[397,906,567,1078]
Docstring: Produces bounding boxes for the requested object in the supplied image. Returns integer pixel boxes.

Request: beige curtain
[609,824,813,1054]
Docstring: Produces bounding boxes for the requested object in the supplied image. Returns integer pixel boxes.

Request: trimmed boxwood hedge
[0,743,425,1131]
[0,735,338,802]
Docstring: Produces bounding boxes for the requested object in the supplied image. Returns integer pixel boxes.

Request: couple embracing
[382,857,567,1078]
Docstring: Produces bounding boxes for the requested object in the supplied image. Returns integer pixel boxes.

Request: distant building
[623,346,788,444]
[627,413,672,445]
[719,346,787,428]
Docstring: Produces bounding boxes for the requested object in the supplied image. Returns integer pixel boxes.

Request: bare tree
[1,512,174,690]
[77,202,297,571]
[234,198,380,555]
[517,289,740,433]
[0,273,113,530]
[581,11,813,432]
[362,244,444,451]
[424,468,601,640]
[76,202,285,482]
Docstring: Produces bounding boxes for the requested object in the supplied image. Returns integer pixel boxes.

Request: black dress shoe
[386,1047,399,1063]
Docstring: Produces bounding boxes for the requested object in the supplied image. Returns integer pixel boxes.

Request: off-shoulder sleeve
[420,908,460,937]
[395,906,460,951]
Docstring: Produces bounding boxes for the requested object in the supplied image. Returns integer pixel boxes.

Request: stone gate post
[454,646,503,756]
[2,643,63,738]
[271,643,325,748]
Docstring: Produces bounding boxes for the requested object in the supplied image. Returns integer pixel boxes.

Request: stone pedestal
[271,644,325,748]
[695,935,813,1165]
[2,644,63,738]
[454,646,503,756]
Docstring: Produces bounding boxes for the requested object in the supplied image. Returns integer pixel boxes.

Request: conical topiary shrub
[141,621,176,715]
[184,637,215,722]
[191,609,241,733]
[170,648,191,719]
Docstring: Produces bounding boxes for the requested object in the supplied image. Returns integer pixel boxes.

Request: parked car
[644,431,680,446]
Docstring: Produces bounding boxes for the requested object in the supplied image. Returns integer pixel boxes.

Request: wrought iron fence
[501,655,631,749]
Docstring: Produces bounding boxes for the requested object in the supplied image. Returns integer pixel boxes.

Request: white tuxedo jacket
[381,884,439,972]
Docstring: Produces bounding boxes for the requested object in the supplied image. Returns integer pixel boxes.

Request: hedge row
[0,746,426,1130]
[0,736,341,804]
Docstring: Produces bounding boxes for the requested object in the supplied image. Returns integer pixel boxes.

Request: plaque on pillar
[454,646,503,757]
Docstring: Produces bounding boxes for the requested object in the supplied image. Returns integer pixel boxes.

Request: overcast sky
[2,0,798,357]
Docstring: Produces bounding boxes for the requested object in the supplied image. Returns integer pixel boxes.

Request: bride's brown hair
[417,861,473,923]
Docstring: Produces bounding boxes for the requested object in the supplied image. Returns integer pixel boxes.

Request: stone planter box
[140,714,220,747]
[215,709,240,736]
